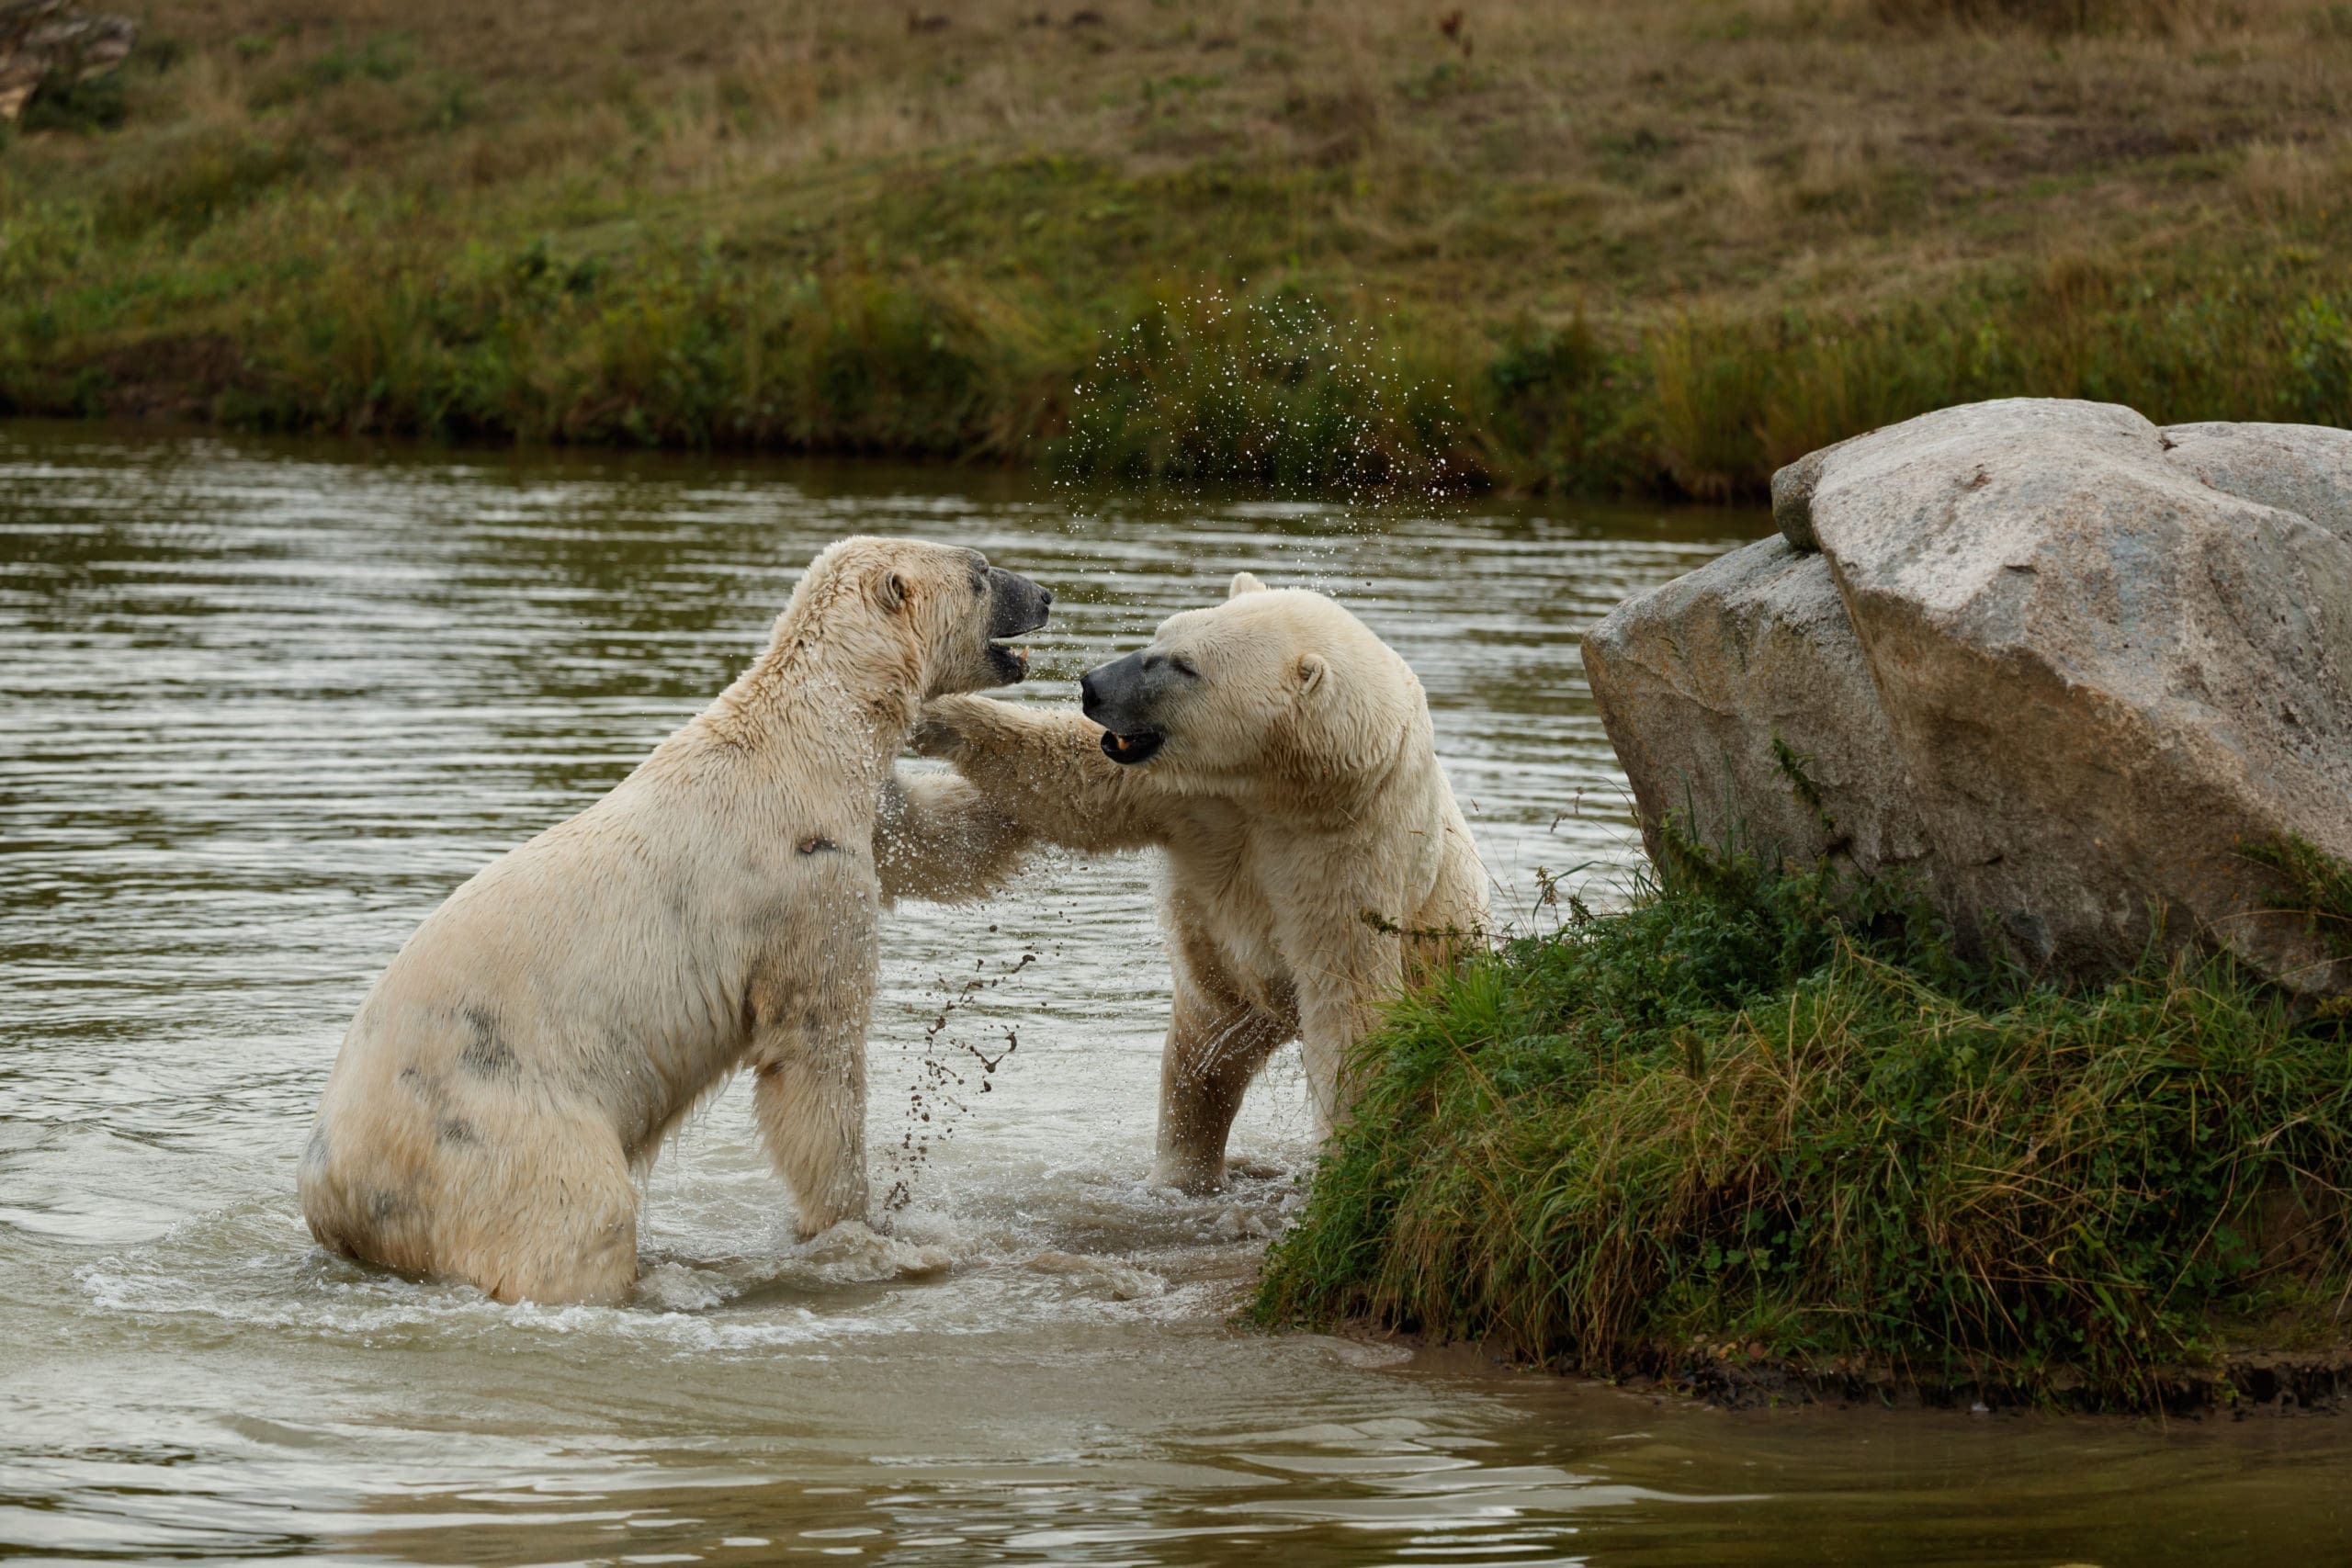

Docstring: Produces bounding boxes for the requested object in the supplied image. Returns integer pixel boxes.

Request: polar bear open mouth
[1101,728,1166,765]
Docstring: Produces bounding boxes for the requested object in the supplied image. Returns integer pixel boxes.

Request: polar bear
[915,571,1488,1190]
[299,536,1050,1305]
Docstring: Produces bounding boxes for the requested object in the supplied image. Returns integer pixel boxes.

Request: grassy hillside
[3,0,2349,493]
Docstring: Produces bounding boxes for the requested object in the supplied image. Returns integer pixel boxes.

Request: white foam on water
[1023,1251,1170,1302]
[57,1062,1311,1365]
[795,1221,956,1282]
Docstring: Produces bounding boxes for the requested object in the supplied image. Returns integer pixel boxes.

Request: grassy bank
[1250,840,2352,1408]
[3,0,2349,494]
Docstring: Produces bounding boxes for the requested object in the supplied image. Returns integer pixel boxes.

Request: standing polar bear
[917,571,1488,1190]
[300,536,1049,1305]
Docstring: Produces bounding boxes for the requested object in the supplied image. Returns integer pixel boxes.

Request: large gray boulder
[1584,399,2352,995]
[1578,535,1930,878]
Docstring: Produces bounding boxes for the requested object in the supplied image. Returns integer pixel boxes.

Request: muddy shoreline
[1350,1323,2352,1419]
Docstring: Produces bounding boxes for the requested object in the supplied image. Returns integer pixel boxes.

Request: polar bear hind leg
[440,1117,639,1305]
[305,1098,640,1306]
[1151,967,1293,1193]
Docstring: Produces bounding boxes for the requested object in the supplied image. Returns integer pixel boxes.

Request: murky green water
[4,422,2347,1565]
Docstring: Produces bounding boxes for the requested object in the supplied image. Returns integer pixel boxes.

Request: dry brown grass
[2236,133,2350,222]
[0,0,2345,487]
[50,0,2343,326]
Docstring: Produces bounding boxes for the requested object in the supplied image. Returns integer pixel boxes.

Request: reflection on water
[3,423,2346,1566]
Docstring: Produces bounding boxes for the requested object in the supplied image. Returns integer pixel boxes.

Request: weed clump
[2245,833,2352,964]
[19,71,128,134]
[1250,832,2352,1405]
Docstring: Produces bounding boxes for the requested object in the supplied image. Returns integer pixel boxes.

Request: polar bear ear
[1228,571,1269,598]
[1296,653,1328,696]
[876,570,909,614]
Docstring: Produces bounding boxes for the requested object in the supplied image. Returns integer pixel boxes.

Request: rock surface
[0,0,135,123]
[1580,535,1928,878]
[1584,398,2352,994]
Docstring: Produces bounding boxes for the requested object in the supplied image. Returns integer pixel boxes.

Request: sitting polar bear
[300,536,1049,1305]
[917,571,1489,1190]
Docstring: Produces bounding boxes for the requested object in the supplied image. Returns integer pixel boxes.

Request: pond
[3,422,2346,1565]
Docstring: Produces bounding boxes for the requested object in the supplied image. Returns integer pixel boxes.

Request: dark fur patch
[435,1117,479,1147]
[302,1128,329,1171]
[458,1006,518,1077]
[367,1187,413,1224]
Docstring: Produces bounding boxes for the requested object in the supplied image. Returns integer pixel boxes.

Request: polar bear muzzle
[984,566,1053,685]
[1080,650,1170,765]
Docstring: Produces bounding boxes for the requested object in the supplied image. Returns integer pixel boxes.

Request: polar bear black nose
[1080,650,1151,728]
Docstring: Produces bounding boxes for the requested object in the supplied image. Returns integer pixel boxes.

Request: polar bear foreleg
[752,1017,872,1239]
[1290,923,1406,1136]
[875,769,1032,905]
[915,695,1173,854]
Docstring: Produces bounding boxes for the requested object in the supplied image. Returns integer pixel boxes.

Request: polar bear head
[1078,571,1422,794]
[792,536,1052,700]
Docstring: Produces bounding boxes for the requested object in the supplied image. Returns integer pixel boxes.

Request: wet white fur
[919,572,1489,1190]
[299,536,1026,1304]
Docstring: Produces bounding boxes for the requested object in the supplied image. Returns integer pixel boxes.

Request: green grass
[1250,836,2352,1406]
[1643,257,2352,498]
[1,0,2348,495]
[2246,833,2352,968]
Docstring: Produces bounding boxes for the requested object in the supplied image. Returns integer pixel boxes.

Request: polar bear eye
[1167,655,1200,679]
